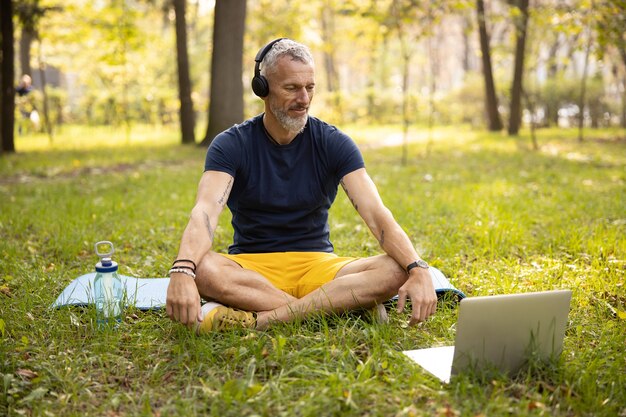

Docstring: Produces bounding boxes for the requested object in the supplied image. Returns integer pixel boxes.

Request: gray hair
[260,39,314,78]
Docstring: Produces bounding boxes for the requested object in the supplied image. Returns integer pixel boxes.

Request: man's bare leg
[196,253,405,330]
[195,251,297,312]
[255,254,405,330]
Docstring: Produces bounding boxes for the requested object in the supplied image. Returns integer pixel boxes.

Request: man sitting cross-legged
[165,39,437,332]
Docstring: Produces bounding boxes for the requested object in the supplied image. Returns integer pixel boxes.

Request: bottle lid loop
[95,241,118,272]
[95,241,115,259]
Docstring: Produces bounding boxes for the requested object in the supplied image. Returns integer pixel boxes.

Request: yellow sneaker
[196,302,256,333]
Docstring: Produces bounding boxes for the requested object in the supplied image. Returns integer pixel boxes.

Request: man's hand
[166,273,203,327]
[396,268,437,325]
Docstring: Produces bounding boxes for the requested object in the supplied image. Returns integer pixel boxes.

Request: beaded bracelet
[168,267,196,280]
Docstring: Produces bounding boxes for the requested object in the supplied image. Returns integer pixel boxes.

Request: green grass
[1,125,625,416]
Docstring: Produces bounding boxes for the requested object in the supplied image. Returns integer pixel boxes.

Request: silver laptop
[403,289,572,383]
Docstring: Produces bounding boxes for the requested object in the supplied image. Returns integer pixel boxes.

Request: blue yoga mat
[51,266,465,310]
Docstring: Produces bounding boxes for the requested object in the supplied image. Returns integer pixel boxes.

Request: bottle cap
[96,257,118,273]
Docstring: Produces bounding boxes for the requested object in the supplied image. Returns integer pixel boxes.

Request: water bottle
[94,241,123,328]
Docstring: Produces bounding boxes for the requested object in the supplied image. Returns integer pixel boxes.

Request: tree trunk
[201,0,246,147]
[173,0,195,144]
[365,41,377,120]
[320,4,338,93]
[622,75,626,130]
[619,47,626,80]
[20,27,35,77]
[577,21,593,142]
[37,40,53,143]
[1,0,16,154]
[545,36,562,127]
[476,0,503,131]
[508,0,529,136]
[320,1,342,121]
[426,23,438,156]
[615,39,626,129]
[461,15,472,73]
[399,35,410,166]
[522,88,538,150]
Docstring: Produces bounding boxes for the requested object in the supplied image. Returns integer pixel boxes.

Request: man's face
[266,56,315,134]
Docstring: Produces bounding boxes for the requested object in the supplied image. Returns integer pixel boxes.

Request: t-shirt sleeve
[204,130,240,176]
[330,130,365,180]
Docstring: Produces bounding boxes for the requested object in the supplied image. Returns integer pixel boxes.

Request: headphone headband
[254,38,286,67]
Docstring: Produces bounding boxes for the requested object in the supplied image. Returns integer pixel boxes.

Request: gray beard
[270,103,307,135]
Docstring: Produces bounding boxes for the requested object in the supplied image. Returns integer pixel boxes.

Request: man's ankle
[255,311,271,330]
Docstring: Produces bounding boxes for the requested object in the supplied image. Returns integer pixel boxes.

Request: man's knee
[376,255,407,291]
[196,252,236,299]
[357,255,406,299]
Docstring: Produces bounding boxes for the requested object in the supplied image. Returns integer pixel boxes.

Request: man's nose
[295,87,310,104]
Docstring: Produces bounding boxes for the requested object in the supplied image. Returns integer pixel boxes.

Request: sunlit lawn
[0,123,624,416]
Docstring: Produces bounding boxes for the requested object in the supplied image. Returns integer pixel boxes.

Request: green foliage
[36,0,184,127]
[438,73,487,127]
[522,74,616,128]
[15,86,67,129]
[247,0,307,41]
[1,125,625,416]
[315,90,403,125]
[595,0,626,62]
[13,0,626,132]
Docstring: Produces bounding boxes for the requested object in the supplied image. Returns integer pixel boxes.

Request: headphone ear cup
[252,38,285,97]
[251,75,269,98]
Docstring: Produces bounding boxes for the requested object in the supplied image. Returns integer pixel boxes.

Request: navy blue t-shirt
[204,114,365,254]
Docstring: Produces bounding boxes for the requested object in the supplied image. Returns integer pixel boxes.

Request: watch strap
[406,259,429,273]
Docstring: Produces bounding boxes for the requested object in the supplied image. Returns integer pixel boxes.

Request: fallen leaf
[162,371,176,384]
[528,401,546,411]
[438,405,460,417]
[0,285,11,297]
[16,369,38,380]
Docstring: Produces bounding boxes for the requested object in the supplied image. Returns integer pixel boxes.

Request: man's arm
[340,168,437,324]
[166,170,234,326]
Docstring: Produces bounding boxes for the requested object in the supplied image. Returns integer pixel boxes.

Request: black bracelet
[170,264,195,272]
[173,259,197,271]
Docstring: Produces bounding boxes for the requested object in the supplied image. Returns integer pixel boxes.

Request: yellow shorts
[220,252,357,298]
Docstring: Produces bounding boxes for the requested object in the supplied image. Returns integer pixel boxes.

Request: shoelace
[217,311,250,327]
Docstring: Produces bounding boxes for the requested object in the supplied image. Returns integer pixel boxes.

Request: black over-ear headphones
[251,38,286,98]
